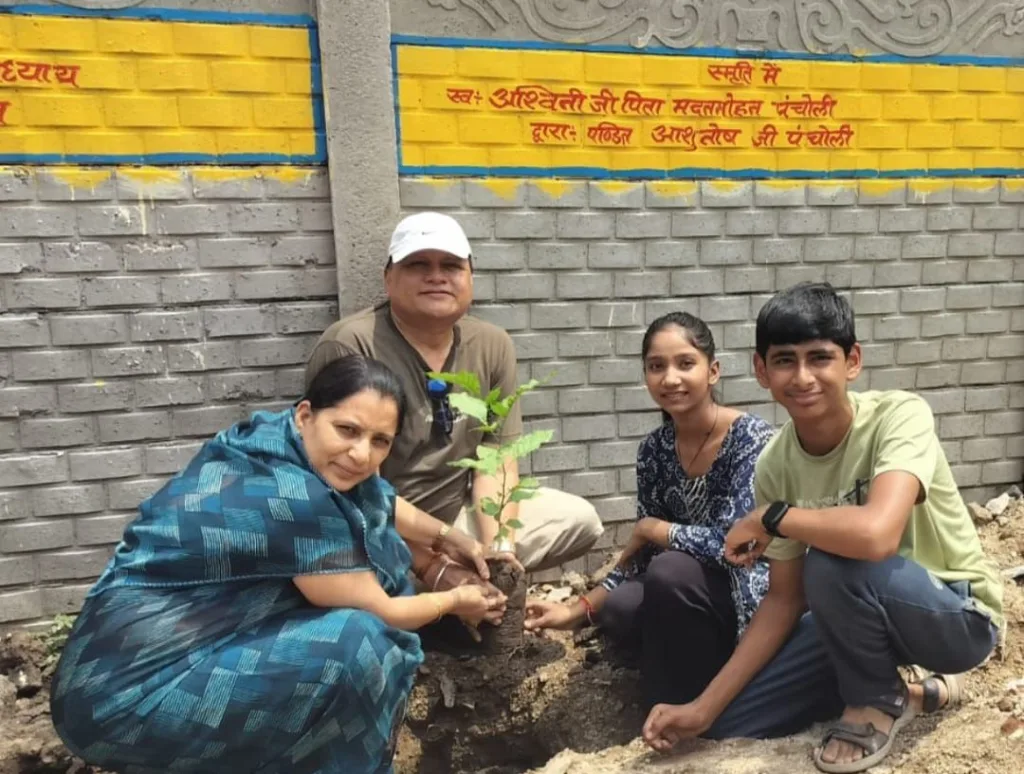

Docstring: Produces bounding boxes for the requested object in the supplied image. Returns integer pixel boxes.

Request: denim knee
[803,549,898,613]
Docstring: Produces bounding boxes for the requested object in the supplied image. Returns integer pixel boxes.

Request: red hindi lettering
[752,124,779,148]
[650,124,697,151]
[16,61,51,83]
[53,64,81,88]
[0,101,10,126]
[761,62,782,85]
[0,60,16,83]
[620,89,666,116]
[446,87,478,105]
[586,121,633,146]
[697,123,743,147]
[589,87,620,115]
[530,121,577,144]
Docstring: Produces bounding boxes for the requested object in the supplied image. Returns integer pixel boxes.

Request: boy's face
[754,340,862,421]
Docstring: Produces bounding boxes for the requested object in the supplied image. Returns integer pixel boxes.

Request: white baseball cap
[388,212,472,264]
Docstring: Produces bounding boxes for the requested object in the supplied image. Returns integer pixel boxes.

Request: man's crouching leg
[514,488,603,572]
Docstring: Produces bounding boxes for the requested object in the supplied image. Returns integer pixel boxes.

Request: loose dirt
[2,495,1022,774]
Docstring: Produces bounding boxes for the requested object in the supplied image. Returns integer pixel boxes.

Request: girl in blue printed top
[525,312,774,716]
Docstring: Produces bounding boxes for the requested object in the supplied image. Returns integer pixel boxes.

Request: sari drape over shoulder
[52,409,423,774]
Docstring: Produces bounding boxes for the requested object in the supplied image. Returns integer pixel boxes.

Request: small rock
[14,663,43,698]
[439,673,457,709]
[546,586,573,603]
[1007,485,1022,499]
[563,572,588,594]
[968,503,994,525]
[1005,678,1024,694]
[986,492,1011,517]
[1002,566,1024,581]
[997,516,1010,528]
[998,696,1015,712]
[0,674,15,711]
[1001,716,1024,736]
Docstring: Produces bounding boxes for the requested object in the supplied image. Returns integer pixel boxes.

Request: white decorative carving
[421,0,1024,55]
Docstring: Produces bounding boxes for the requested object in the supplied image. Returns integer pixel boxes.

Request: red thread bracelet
[579,596,596,626]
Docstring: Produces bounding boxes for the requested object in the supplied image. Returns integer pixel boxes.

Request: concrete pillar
[316,0,398,314]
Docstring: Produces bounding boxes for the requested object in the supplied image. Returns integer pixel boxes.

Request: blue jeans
[706,550,999,739]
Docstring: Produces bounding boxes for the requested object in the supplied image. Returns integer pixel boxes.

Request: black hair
[641,312,718,422]
[303,354,408,436]
[755,282,856,359]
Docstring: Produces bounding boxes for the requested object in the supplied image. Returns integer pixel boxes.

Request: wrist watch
[761,501,790,538]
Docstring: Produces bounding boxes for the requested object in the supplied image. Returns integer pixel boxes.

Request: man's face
[754,339,861,422]
[384,249,473,325]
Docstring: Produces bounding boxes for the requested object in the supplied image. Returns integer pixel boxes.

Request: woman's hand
[524,599,583,633]
[449,585,505,621]
[439,527,525,580]
[616,517,667,569]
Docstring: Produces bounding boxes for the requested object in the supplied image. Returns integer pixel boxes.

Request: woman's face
[295,388,399,492]
[643,326,719,417]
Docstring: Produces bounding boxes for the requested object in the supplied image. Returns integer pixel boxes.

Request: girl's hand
[524,600,581,632]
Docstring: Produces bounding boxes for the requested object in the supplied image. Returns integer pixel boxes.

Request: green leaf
[480,499,501,517]
[509,487,539,503]
[485,386,502,405]
[471,445,503,476]
[503,429,554,460]
[490,400,510,418]
[518,477,540,489]
[427,371,481,396]
[448,458,485,470]
[506,519,524,530]
[448,393,489,424]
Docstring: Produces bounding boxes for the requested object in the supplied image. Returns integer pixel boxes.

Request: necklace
[677,403,720,473]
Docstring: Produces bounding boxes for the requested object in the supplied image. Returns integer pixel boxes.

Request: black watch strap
[761,501,790,538]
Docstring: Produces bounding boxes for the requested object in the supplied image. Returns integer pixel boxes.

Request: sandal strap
[820,721,887,756]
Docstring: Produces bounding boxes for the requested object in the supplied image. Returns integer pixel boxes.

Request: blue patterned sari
[51,409,424,774]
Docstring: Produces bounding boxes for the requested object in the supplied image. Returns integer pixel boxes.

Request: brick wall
[0,166,336,626]
[401,176,1024,578]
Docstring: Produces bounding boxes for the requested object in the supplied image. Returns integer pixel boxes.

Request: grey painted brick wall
[0,167,336,626]
[401,177,1024,580]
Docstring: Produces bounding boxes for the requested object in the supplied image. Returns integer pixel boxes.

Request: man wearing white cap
[306,212,603,573]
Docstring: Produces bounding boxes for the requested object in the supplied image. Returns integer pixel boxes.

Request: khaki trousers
[453,487,603,572]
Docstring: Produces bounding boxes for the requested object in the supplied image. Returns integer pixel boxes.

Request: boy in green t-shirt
[642,283,1002,773]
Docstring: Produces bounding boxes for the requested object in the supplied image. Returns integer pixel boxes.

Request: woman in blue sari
[51,355,505,774]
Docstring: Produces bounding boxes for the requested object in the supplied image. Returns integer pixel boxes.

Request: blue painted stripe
[390,33,1024,68]
[391,42,403,169]
[0,152,325,165]
[399,164,1024,180]
[0,4,314,27]
[307,25,328,163]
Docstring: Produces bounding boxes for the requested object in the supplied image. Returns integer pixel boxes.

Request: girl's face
[643,326,720,417]
[295,388,399,492]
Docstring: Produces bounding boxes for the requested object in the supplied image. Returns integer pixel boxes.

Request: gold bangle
[432,523,451,553]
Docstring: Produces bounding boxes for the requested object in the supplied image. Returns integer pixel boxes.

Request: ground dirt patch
[2,495,1022,774]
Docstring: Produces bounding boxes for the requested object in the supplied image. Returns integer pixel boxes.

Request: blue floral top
[603,413,775,637]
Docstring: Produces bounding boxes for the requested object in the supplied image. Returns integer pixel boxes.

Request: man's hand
[642,702,713,752]
[724,507,770,567]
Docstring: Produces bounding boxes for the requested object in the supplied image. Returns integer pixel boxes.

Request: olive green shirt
[305,303,523,525]
[759,389,1004,631]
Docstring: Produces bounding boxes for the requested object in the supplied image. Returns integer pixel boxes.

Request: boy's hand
[724,507,770,567]
[643,701,713,752]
